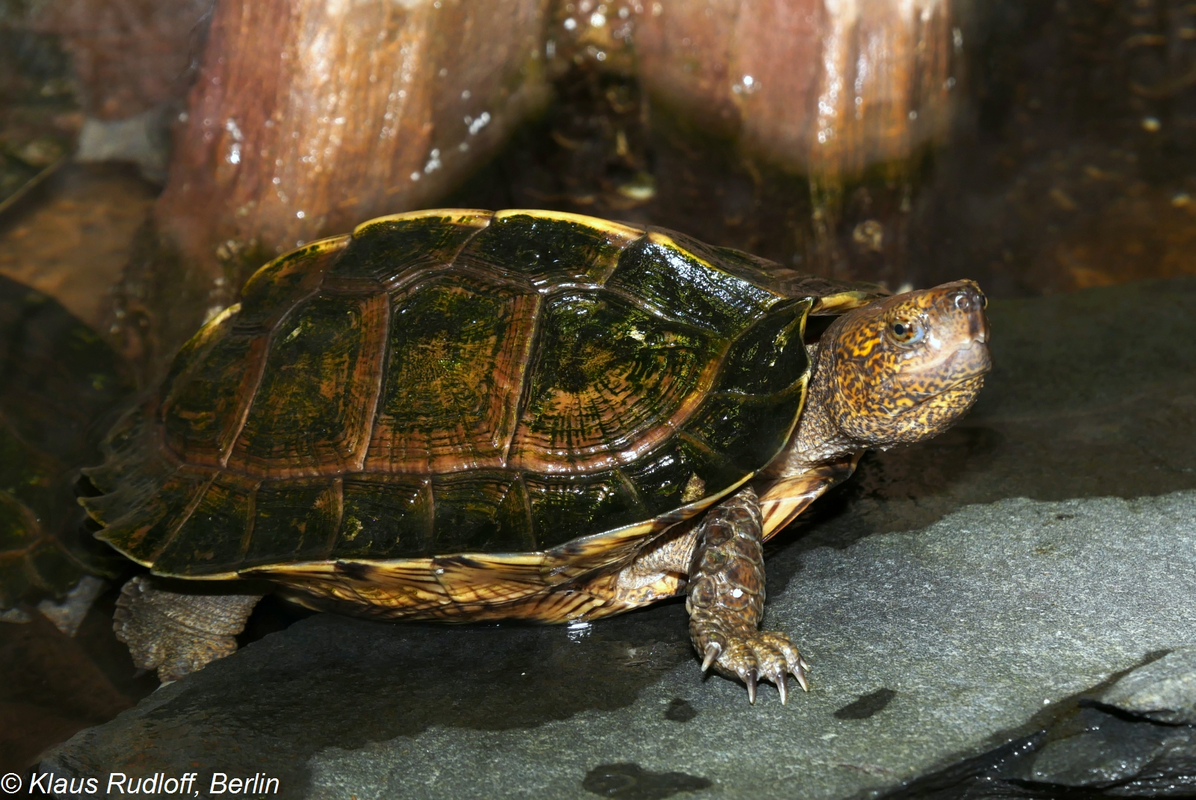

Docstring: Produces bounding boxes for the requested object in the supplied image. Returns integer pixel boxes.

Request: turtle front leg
[115,575,264,682]
[687,487,809,704]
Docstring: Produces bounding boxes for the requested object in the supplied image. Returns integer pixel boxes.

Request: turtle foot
[700,628,809,704]
[114,575,263,682]
[685,487,808,704]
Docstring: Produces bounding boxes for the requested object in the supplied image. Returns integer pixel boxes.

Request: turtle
[80,208,991,701]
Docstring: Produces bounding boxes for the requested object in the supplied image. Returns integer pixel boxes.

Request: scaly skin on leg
[686,487,809,704]
[114,575,263,682]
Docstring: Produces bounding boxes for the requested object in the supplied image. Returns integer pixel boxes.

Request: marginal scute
[96,466,214,568]
[683,387,806,475]
[523,471,647,548]
[80,410,177,527]
[244,478,341,569]
[620,435,743,513]
[153,472,258,575]
[430,471,536,553]
[334,475,432,559]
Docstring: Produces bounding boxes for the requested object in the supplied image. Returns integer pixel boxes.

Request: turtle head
[822,280,991,447]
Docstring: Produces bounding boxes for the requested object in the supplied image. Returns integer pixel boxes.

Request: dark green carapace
[81,210,874,603]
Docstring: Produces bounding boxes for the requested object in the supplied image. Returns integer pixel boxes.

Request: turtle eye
[888,318,924,346]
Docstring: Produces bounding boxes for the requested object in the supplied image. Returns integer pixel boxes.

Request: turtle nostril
[952,288,985,312]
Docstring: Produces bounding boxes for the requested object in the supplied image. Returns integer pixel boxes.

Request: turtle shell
[82,210,877,611]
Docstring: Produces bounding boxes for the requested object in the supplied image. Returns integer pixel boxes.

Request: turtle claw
[701,642,721,673]
[700,629,809,703]
[794,663,810,693]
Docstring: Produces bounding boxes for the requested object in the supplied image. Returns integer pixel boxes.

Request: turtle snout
[971,313,990,345]
[947,284,989,345]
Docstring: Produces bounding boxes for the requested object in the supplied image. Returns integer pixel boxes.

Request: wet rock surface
[33,280,1196,797]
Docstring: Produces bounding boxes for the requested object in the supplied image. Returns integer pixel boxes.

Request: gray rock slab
[34,279,1196,797]
[37,492,1196,798]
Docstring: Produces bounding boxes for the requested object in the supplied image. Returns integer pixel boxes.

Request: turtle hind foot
[699,628,809,704]
[114,575,263,682]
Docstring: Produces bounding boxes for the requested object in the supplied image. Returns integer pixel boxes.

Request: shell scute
[709,298,811,396]
[161,319,268,467]
[81,409,176,525]
[429,472,536,553]
[153,471,257,575]
[335,210,492,288]
[523,470,647,548]
[510,289,718,473]
[364,275,538,474]
[618,434,740,513]
[683,389,805,473]
[242,478,342,569]
[237,236,345,328]
[97,466,213,568]
[606,233,783,334]
[456,211,641,289]
[226,290,388,476]
[334,475,432,559]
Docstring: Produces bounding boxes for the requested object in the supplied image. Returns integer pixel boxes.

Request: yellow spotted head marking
[822,280,992,446]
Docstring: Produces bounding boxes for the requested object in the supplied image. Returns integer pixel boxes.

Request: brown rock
[562,0,956,177]
[157,0,552,264]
